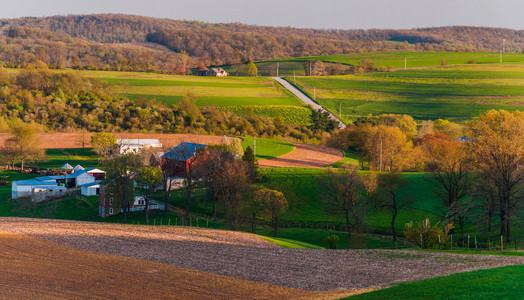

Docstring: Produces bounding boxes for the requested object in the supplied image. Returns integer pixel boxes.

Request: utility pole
[404,57,407,70]
[276,62,279,77]
[379,139,383,172]
[309,61,312,76]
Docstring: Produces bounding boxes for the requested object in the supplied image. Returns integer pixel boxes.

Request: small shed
[73,165,85,172]
[32,186,67,202]
[81,182,101,196]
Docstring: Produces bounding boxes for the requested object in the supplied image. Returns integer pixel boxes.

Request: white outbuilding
[12,179,59,199]
[80,182,101,196]
[117,139,162,154]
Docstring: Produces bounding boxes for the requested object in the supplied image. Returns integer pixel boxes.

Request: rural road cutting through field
[271,77,346,129]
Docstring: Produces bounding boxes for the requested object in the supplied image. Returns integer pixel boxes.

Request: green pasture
[280,51,524,68]
[240,137,294,160]
[346,265,524,300]
[70,70,310,124]
[288,63,524,122]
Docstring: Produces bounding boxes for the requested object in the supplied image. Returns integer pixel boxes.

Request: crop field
[2,218,523,297]
[0,227,309,299]
[289,63,524,122]
[280,51,524,69]
[66,70,311,125]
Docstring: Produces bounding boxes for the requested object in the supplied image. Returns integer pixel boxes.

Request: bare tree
[376,172,411,241]
[103,153,141,224]
[320,166,375,248]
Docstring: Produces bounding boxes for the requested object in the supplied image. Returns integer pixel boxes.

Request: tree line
[1,14,522,72]
[0,64,324,143]
[324,110,523,247]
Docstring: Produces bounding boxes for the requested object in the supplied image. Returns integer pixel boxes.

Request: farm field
[65,70,312,125]
[280,51,524,69]
[289,63,524,122]
[218,52,524,77]
[1,218,523,296]
[0,228,310,300]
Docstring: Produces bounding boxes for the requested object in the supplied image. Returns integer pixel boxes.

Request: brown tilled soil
[0,231,313,300]
[0,133,237,149]
[259,143,343,168]
[2,218,523,293]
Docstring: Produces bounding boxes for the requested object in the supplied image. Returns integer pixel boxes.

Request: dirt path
[2,218,523,293]
[0,133,237,149]
[259,143,344,168]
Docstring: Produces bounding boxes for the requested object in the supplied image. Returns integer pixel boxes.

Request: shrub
[404,218,453,249]
[468,59,477,64]
[324,235,340,249]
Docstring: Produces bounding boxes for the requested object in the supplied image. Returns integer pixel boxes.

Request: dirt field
[2,218,523,294]
[0,133,237,149]
[259,143,343,168]
[0,231,313,300]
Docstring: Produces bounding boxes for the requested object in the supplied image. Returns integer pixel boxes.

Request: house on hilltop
[197,67,229,77]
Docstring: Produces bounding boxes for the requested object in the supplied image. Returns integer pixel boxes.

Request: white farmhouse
[117,139,163,154]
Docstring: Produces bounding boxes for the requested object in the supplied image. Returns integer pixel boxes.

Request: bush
[324,235,340,249]
[404,218,453,249]
[468,59,477,64]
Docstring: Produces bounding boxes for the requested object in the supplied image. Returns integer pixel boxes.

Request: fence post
[467,235,470,249]
[196,217,199,227]
[206,218,209,228]
[168,219,171,226]
[501,235,503,251]
[475,235,477,249]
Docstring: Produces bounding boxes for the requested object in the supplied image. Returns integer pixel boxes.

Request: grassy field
[288,63,524,122]
[280,51,524,69]
[64,70,311,125]
[346,265,524,300]
[240,137,294,160]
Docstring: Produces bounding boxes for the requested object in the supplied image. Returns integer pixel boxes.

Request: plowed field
[259,143,343,168]
[0,133,237,149]
[1,218,523,297]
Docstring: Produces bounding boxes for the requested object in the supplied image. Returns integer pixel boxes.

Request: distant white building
[11,167,106,199]
[117,139,163,154]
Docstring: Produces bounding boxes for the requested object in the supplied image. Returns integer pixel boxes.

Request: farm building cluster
[10,141,208,218]
[11,166,105,201]
[99,141,207,218]
[197,67,229,77]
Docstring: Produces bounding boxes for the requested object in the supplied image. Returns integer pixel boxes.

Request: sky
[0,0,523,30]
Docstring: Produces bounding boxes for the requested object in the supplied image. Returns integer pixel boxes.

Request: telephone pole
[339,103,342,119]
[404,57,407,70]
[379,139,383,172]
[276,62,279,77]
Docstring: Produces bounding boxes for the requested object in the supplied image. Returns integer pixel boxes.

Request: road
[271,77,346,129]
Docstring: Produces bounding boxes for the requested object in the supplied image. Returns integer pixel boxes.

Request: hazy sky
[1,0,523,30]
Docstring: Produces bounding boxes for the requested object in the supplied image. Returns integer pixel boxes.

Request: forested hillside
[0,14,522,72]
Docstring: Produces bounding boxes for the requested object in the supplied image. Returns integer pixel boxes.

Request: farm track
[1,218,523,294]
[259,143,344,168]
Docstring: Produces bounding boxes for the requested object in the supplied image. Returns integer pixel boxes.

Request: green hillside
[288,63,524,122]
[63,70,312,125]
